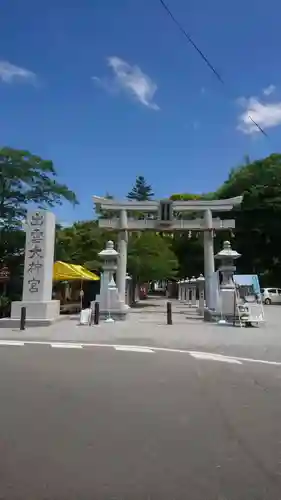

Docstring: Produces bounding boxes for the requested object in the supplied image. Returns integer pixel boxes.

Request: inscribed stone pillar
[10,210,60,325]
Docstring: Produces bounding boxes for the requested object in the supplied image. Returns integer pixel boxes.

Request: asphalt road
[1,345,281,499]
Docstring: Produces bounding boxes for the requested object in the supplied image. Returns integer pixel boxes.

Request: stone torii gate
[93,196,242,309]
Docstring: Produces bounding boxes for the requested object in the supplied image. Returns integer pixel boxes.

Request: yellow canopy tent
[53,261,100,311]
[72,265,100,281]
[53,261,99,281]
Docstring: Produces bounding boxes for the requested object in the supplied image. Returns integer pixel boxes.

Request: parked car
[261,287,281,305]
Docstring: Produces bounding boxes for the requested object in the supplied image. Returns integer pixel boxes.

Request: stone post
[203,209,215,309]
[125,273,132,306]
[189,276,197,307]
[197,274,205,315]
[116,209,128,304]
[9,210,60,326]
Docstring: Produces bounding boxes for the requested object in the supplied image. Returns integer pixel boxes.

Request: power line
[158,0,267,137]
[248,116,268,137]
[159,0,224,85]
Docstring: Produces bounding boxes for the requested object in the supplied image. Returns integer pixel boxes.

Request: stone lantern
[196,274,205,314]
[215,240,241,318]
[177,279,182,302]
[178,279,185,302]
[215,241,241,289]
[96,240,129,321]
[99,240,118,285]
[183,278,189,304]
[189,276,197,307]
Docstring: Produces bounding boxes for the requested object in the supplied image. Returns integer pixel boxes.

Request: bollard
[20,306,26,331]
[89,307,93,326]
[167,301,172,325]
[94,301,100,325]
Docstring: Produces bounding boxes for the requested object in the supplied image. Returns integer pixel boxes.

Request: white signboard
[80,308,91,325]
[247,303,265,323]
[234,274,265,323]
[22,210,56,302]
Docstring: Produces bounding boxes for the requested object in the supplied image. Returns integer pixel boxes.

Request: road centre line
[114,346,154,353]
[187,350,281,366]
[188,351,242,364]
[51,343,83,349]
[0,340,280,366]
[0,340,25,346]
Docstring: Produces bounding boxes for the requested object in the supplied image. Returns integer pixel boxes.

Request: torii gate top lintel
[93,195,242,213]
[93,195,242,232]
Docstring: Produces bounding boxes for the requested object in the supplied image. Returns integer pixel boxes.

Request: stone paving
[0,297,280,363]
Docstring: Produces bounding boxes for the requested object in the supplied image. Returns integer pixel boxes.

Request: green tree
[0,228,26,301]
[169,193,209,278]
[127,232,178,285]
[215,153,281,284]
[56,222,178,283]
[171,233,204,278]
[127,175,154,201]
[170,193,212,201]
[170,192,214,222]
[55,220,110,271]
[0,147,78,229]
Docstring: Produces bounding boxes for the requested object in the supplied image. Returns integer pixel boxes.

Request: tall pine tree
[127,176,154,201]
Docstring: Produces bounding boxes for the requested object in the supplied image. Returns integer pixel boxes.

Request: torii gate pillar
[116,209,128,303]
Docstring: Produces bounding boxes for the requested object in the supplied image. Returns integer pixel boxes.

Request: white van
[261,288,281,305]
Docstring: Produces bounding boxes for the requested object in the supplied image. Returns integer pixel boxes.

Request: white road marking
[0,340,25,346]
[187,350,281,367]
[188,351,242,365]
[51,343,83,349]
[114,346,155,353]
[0,340,280,366]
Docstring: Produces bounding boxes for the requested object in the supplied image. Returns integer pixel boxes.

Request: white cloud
[92,56,159,110]
[91,75,117,95]
[0,60,36,84]
[263,84,276,96]
[237,96,281,135]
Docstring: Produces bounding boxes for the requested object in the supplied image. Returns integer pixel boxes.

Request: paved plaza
[0,297,280,362]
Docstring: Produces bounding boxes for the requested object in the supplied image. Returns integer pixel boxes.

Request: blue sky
[1,0,281,223]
